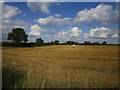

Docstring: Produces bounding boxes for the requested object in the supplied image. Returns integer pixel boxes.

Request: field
[2,45,119,88]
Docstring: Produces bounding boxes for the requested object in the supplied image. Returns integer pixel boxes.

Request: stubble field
[2,45,119,88]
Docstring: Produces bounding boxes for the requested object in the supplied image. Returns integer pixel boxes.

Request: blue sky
[2,2,118,44]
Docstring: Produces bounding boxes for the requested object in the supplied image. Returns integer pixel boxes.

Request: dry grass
[2,45,119,88]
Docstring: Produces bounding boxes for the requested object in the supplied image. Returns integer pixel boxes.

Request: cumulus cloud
[0,0,4,3]
[69,27,82,37]
[27,0,57,14]
[111,34,118,38]
[84,33,90,39]
[2,4,21,20]
[55,31,68,39]
[74,4,118,25]
[115,0,120,2]
[28,24,47,36]
[84,27,118,39]
[111,31,118,38]
[2,20,31,31]
[27,2,50,14]
[36,16,71,27]
[55,27,82,40]
[54,14,62,17]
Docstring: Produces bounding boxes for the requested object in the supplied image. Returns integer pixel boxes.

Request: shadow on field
[2,65,26,88]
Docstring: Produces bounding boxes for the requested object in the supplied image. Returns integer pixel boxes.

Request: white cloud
[2,20,10,23]
[28,24,47,36]
[111,34,118,38]
[74,4,118,25]
[36,16,71,27]
[2,25,7,29]
[2,20,31,31]
[55,31,68,39]
[55,27,82,40]
[52,30,56,32]
[69,27,82,37]
[27,2,50,14]
[115,0,120,2]
[14,26,25,29]
[27,0,58,2]
[84,33,90,39]
[54,14,62,17]
[111,30,118,38]
[2,4,21,20]
[84,27,118,39]
[1,0,4,3]
[27,0,57,14]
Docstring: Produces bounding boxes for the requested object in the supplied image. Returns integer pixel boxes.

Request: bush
[2,42,34,47]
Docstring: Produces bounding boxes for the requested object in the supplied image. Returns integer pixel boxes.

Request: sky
[2,1,119,44]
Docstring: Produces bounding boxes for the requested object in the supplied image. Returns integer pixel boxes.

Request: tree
[84,41,91,45]
[51,41,54,44]
[55,40,59,45]
[7,28,28,43]
[66,41,75,45]
[36,38,44,46]
[102,41,107,45]
[92,42,100,45]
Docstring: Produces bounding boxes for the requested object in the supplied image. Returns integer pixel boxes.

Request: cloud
[84,27,118,39]
[69,27,82,37]
[28,24,47,36]
[74,4,118,25]
[55,31,68,39]
[2,4,21,20]
[27,0,57,14]
[0,0,4,3]
[54,14,62,17]
[27,2,50,14]
[84,33,90,39]
[36,15,71,27]
[111,34,118,38]
[115,0,120,2]
[2,20,31,31]
[55,27,82,40]
[111,31,118,38]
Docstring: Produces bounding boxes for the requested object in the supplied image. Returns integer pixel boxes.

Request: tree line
[2,28,108,47]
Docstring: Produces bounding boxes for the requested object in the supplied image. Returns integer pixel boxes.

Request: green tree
[92,42,100,45]
[102,41,107,45]
[51,41,54,45]
[55,40,59,45]
[7,28,28,43]
[84,41,91,45]
[66,41,75,45]
[36,38,44,46]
